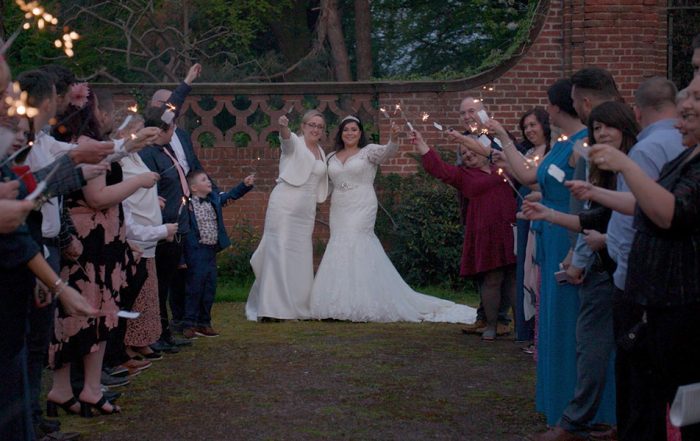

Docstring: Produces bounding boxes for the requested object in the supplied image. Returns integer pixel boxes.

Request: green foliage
[217,219,260,283]
[2,0,538,82]
[365,0,534,80]
[375,149,467,288]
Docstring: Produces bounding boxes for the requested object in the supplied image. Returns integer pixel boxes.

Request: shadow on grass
[52,285,543,441]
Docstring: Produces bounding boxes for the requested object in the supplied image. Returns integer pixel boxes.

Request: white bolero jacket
[277,132,329,203]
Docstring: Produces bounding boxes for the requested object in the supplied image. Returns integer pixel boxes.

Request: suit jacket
[186,182,252,252]
[167,81,218,192]
[278,132,328,203]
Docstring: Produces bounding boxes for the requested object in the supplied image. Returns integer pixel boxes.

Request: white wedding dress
[309,142,477,323]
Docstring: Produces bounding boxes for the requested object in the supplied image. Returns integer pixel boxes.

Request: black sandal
[46,396,80,416]
[80,396,121,417]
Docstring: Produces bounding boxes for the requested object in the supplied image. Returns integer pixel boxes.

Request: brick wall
[105,0,670,239]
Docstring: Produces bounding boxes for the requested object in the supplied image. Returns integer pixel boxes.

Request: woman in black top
[589,79,700,440]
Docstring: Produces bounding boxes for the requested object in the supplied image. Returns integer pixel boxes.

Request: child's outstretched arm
[220,174,255,205]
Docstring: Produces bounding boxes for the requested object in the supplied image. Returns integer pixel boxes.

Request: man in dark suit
[147,64,212,349]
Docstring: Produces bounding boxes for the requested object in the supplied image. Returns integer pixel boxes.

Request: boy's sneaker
[182,327,199,339]
[195,326,219,337]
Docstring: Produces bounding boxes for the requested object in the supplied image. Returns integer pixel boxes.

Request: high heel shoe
[79,396,121,417]
[46,397,80,417]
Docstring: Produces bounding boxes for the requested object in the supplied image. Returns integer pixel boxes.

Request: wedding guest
[568,76,685,441]
[484,79,587,432]
[587,73,700,440]
[413,128,515,338]
[150,64,210,343]
[246,112,328,321]
[109,109,178,363]
[450,96,514,335]
[0,153,97,441]
[139,106,194,350]
[90,90,174,372]
[522,100,640,440]
[47,91,160,417]
[181,170,253,338]
[513,107,551,346]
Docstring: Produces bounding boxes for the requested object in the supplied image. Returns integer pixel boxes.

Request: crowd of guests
[1,28,699,441]
[0,58,253,441]
[442,37,700,441]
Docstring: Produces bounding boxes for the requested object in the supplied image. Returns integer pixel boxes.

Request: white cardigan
[277,132,329,203]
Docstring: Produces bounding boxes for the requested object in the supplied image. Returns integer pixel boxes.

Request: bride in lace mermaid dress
[309,116,477,323]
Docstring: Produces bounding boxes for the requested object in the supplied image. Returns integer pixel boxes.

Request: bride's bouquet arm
[367,122,400,165]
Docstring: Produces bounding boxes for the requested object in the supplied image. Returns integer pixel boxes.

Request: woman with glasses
[246,110,329,321]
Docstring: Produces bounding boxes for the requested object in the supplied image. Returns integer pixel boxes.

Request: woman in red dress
[414,130,517,340]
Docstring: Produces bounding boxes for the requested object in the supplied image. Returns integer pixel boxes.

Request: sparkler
[14,1,78,58]
[0,143,32,168]
[572,140,590,160]
[4,82,39,118]
[176,195,188,217]
[161,103,177,124]
[497,168,524,202]
[16,1,59,31]
[116,104,139,132]
[55,30,80,58]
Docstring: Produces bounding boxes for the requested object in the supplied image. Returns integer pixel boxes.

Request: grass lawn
[50,280,543,441]
[214,278,481,306]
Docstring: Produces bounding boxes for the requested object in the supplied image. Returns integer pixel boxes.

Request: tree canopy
[1,0,537,83]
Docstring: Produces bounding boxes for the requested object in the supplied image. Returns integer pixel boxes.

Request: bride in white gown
[310,116,477,323]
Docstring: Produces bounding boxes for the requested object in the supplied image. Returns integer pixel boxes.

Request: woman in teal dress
[531,80,587,425]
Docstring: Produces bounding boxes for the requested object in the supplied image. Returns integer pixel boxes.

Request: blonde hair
[297,109,325,136]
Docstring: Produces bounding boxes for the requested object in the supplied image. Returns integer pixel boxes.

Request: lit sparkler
[176,196,188,217]
[116,104,139,132]
[161,103,177,124]
[497,168,524,202]
[4,82,39,118]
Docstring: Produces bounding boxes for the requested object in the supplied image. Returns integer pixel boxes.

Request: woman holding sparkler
[521,101,640,429]
[309,116,477,324]
[411,127,516,338]
[47,92,160,417]
[245,110,329,321]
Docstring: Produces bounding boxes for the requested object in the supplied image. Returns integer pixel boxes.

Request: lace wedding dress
[309,142,477,323]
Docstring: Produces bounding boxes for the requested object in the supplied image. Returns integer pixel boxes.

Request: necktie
[161,144,190,197]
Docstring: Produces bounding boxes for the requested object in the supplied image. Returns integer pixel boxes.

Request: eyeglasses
[304,122,325,130]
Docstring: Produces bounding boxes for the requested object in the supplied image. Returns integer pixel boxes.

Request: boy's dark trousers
[184,243,218,328]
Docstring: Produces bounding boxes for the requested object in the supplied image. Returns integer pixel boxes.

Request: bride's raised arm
[366,122,400,165]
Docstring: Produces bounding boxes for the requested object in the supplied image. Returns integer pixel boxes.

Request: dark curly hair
[334,116,368,152]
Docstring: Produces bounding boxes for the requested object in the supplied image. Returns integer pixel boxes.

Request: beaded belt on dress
[335,182,357,191]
